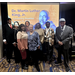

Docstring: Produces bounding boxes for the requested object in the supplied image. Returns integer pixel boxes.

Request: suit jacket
[3,24,14,44]
[44,28,54,46]
[55,25,73,49]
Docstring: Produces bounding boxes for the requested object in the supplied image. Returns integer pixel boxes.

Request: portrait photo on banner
[7,2,59,32]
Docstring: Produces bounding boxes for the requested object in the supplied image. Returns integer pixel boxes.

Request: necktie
[62,27,63,29]
[10,25,12,29]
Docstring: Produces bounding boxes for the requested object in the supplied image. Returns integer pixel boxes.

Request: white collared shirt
[60,25,66,31]
[46,28,50,35]
[8,24,12,28]
[60,25,66,36]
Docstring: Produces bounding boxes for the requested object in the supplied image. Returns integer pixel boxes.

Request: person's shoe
[23,64,28,70]
[7,59,10,63]
[21,64,25,69]
[22,65,24,69]
[66,67,70,72]
[35,65,40,72]
[22,64,28,70]
[46,61,49,64]
[55,61,62,65]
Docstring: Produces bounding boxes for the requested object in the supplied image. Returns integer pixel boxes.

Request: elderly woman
[27,25,40,72]
[17,24,28,70]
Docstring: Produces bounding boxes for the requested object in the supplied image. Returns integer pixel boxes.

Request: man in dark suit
[55,18,73,72]
[3,18,15,63]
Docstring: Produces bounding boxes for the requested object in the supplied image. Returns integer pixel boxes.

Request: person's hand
[38,46,40,49]
[74,34,75,36]
[4,41,7,44]
[13,43,16,47]
[22,48,25,52]
[58,41,63,46]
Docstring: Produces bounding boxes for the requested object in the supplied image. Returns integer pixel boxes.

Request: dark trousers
[6,43,14,60]
[58,45,69,67]
[13,46,22,63]
[44,42,53,61]
[3,43,7,57]
[38,49,43,61]
[28,50,39,66]
[74,35,75,42]
[69,39,72,61]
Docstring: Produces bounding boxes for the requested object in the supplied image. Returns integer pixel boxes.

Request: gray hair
[29,24,33,27]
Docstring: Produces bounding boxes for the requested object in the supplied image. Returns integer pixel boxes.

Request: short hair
[18,24,26,31]
[7,18,11,21]
[25,21,30,27]
[29,24,33,28]
[35,23,41,29]
[45,21,50,25]
[7,18,11,23]
[14,21,19,26]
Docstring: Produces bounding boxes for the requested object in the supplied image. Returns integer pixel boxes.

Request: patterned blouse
[27,31,41,51]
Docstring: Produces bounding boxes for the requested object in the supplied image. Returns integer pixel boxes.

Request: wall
[60,3,75,31]
[1,2,8,27]
[0,2,3,58]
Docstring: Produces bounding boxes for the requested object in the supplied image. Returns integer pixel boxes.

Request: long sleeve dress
[34,28,44,44]
[27,31,40,51]
[17,31,28,60]
[34,28,44,50]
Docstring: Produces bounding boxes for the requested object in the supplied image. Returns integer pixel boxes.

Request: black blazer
[3,24,14,44]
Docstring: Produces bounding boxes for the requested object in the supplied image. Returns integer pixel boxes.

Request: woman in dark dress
[34,23,44,71]
[13,21,22,66]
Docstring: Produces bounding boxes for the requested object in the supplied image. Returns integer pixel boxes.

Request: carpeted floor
[0,48,75,72]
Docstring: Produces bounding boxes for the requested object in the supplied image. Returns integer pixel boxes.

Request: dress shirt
[46,28,49,35]
[8,24,12,28]
[60,25,66,31]
[60,25,66,36]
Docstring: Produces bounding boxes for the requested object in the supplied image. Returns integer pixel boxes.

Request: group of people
[3,18,73,72]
